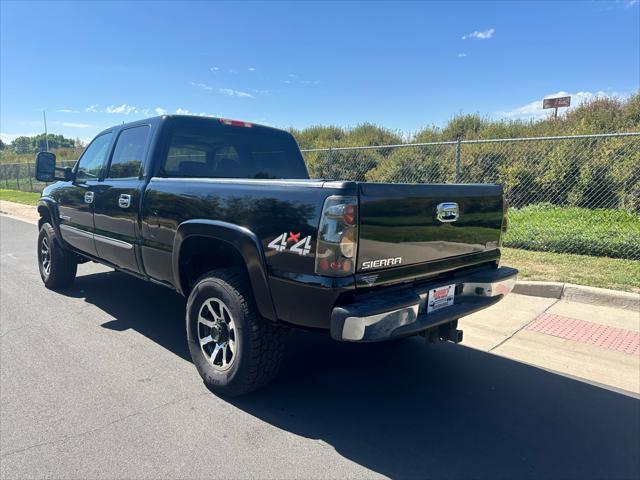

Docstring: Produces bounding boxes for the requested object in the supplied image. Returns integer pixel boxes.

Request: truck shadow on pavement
[69,270,640,480]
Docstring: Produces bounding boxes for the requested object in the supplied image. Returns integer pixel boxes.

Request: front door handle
[84,191,94,204]
[118,194,132,209]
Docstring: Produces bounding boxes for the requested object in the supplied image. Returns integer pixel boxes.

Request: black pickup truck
[35,115,517,395]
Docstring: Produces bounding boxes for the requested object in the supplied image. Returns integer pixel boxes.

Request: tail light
[315,196,358,277]
[500,199,509,246]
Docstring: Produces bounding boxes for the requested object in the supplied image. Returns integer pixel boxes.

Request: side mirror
[35,151,56,182]
[35,151,73,182]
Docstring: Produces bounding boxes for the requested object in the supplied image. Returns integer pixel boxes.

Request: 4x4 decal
[268,232,312,256]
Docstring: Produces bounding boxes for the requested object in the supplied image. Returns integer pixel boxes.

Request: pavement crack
[0,326,30,338]
[0,392,210,459]
[488,298,561,353]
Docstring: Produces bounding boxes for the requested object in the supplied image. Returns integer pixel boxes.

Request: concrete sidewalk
[460,294,640,394]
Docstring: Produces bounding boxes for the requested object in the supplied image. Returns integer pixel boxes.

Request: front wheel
[37,223,77,289]
[186,268,288,396]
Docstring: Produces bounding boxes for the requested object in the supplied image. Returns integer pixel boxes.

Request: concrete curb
[514,281,640,312]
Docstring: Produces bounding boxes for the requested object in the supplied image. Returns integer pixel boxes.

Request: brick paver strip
[527,313,640,355]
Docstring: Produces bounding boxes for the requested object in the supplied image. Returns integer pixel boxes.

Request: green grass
[505,204,640,259]
[0,189,40,206]
[501,247,640,293]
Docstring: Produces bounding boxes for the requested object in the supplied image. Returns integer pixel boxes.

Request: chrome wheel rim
[197,297,237,371]
[40,237,51,276]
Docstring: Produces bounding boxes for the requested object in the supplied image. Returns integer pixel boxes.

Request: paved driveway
[1,215,639,479]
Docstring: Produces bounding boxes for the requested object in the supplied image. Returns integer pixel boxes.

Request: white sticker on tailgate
[427,284,455,314]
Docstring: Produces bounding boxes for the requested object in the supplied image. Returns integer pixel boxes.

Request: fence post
[27,163,34,192]
[455,136,461,182]
[327,147,333,179]
[15,164,20,190]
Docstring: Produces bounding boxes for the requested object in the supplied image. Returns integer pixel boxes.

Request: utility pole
[43,110,49,151]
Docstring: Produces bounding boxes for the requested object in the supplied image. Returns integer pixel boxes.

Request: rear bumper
[330,266,517,342]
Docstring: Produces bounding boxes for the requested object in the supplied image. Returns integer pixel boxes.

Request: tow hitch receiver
[422,320,463,344]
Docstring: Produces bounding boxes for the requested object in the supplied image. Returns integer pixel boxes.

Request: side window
[107,126,150,179]
[76,132,113,181]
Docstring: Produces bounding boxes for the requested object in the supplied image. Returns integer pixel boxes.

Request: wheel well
[179,236,247,295]
[38,205,52,229]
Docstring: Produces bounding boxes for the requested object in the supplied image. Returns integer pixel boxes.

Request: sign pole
[543,96,571,120]
[43,110,49,151]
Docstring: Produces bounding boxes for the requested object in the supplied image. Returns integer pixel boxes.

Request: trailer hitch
[421,320,463,344]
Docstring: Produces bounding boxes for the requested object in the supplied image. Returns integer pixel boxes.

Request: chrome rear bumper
[331,266,517,342]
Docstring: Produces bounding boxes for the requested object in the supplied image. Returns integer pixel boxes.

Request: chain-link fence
[302,132,640,260]
[1,133,638,259]
[0,160,76,193]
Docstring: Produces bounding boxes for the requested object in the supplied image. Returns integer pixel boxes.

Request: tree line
[0,133,82,154]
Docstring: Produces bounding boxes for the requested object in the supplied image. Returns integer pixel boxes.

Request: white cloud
[105,104,138,114]
[462,28,495,40]
[210,66,219,72]
[155,107,167,115]
[218,88,254,98]
[625,0,638,7]
[497,90,628,120]
[457,53,467,57]
[175,108,215,117]
[56,108,79,113]
[51,121,92,128]
[1,132,37,143]
[282,74,320,86]
[191,81,213,91]
[248,67,256,71]
[85,104,99,113]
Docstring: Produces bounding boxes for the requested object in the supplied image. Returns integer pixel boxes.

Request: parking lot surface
[1,214,639,479]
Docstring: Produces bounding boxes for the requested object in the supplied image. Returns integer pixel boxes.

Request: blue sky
[1,0,638,144]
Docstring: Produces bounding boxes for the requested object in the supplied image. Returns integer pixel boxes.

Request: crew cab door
[92,125,150,274]
[57,131,114,256]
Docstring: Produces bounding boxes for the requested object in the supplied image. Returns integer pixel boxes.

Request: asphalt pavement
[1,214,639,479]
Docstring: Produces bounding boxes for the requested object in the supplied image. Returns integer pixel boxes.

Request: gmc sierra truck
[35,115,517,396]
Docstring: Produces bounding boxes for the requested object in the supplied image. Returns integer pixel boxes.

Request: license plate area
[426,284,455,314]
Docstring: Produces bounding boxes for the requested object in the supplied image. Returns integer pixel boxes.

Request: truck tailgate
[357,183,504,272]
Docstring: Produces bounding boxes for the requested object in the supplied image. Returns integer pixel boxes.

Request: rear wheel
[37,222,77,289]
[186,268,288,396]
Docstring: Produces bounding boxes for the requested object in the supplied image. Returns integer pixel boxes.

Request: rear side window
[76,132,113,181]
[161,123,308,179]
[107,125,150,179]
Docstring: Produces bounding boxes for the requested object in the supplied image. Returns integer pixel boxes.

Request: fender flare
[37,197,64,240]
[172,219,277,321]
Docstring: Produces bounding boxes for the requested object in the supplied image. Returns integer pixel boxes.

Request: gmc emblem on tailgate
[436,202,459,223]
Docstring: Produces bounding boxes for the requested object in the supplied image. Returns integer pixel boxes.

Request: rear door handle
[118,194,131,209]
[84,191,94,204]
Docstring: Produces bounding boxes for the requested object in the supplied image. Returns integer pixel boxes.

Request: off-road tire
[37,222,78,289]
[186,268,288,396]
